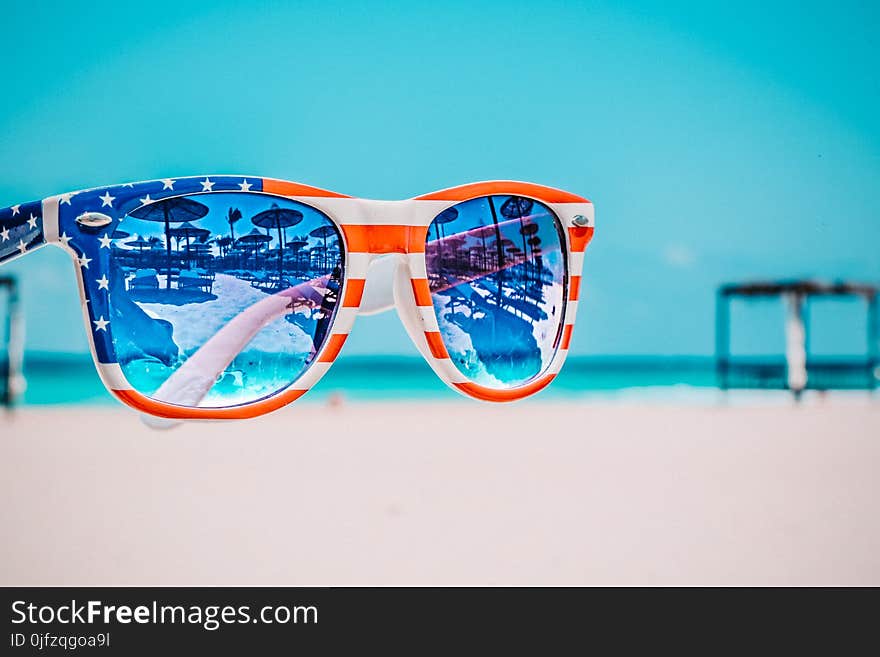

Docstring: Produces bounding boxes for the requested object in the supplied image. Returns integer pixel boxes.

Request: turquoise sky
[1,0,878,356]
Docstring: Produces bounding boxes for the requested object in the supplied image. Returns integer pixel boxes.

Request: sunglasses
[0,177,594,421]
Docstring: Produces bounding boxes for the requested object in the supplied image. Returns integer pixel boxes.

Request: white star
[0,227,9,241]
[200,178,215,192]
[27,214,38,229]
[59,193,74,206]
[239,179,253,192]
[99,191,115,207]
[96,275,110,290]
[79,253,92,269]
[11,205,20,216]
[59,232,72,247]
[98,233,113,249]
[160,178,175,190]
[93,316,109,332]
[139,194,153,206]
[17,239,27,255]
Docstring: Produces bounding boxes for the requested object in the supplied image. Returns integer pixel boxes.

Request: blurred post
[1,276,25,409]
[784,291,807,397]
[715,287,730,390]
[869,291,879,390]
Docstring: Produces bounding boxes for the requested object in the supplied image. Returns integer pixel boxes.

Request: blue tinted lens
[425,195,567,388]
[108,192,343,407]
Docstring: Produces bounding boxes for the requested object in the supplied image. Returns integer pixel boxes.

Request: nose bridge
[340,199,427,255]
[358,253,403,315]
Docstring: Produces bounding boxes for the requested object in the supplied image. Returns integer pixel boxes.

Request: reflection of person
[312,266,341,353]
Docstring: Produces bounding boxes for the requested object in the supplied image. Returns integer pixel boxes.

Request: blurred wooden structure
[1,276,24,407]
[716,280,879,395]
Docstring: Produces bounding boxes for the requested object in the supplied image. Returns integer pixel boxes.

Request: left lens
[425,195,567,388]
[107,192,344,408]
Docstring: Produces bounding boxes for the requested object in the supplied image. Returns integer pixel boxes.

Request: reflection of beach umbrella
[309,225,337,270]
[285,239,309,272]
[252,204,304,279]
[109,229,132,256]
[129,197,209,289]
[211,235,233,257]
[236,228,273,269]
[489,238,515,249]
[127,236,153,253]
[435,207,458,224]
[167,226,210,266]
[500,196,534,219]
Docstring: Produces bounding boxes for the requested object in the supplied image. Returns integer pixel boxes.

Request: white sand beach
[1,397,878,586]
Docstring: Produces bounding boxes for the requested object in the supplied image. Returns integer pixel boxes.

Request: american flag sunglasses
[0,177,594,422]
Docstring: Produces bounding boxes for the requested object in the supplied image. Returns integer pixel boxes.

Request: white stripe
[442,364,470,384]
[292,361,332,389]
[345,252,372,275]
[566,300,579,321]
[547,354,567,374]
[97,362,131,389]
[569,251,585,273]
[41,197,59,244]
[406,253,427,278]
[331,307,358,329]
[417,306,440,331]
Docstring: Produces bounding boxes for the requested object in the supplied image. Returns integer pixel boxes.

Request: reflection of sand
[434,279,566,387]
[1,397,878,585]
[137,273,313,355]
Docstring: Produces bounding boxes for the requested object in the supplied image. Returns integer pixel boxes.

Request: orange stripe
[411,279,433,306]
[424,331,449,359]
[113,387,307,420]
[454,375,556,402]
[568,226,594,252]
[318,333,348,362]
[261,178,351,198]
[343,278,366,307]
[561,324,574,350]
[415,181,588,204]
[569,275,581,301]
[342,224,427,254]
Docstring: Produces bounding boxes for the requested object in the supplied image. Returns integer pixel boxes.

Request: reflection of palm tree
[227,207,242,244]
[501,196,534,288]
[520,223,540,282]
[487,197,506,312]
[214,235,232,257]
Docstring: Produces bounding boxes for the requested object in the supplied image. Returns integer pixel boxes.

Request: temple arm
[0,200,46,266]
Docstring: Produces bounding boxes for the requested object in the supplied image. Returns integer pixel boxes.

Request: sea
[17,353,721,406]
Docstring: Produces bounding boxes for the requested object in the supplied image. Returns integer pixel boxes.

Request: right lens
[425,195,567,389]
[106,192,344,408]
